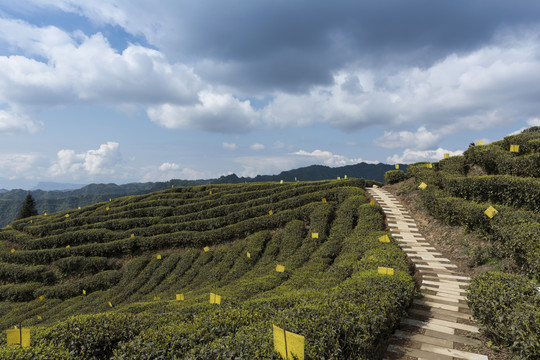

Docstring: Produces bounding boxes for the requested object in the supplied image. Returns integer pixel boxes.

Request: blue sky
[1,1,540,189]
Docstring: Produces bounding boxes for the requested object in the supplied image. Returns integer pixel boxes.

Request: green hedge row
[0,262,55,285]
[467,272,539,359]
[384,170,407,185]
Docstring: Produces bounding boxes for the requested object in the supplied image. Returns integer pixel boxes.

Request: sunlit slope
[0,179,414,359]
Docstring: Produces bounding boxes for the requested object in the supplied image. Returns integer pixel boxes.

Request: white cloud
[0,109,43,133]
[159,162,180,171]
[49,141,121,177]
[374,126,441,150]
[527,117,540,126]
[222,142,237,150]
[249,143,264,150]
[0,153,40,179]
[293,149,365,167]
[387,148,464,164]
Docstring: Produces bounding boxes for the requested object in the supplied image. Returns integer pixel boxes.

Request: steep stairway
[367,187,489,360]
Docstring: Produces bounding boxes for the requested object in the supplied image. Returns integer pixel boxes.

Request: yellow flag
[108,301,113,307]
[276,264,285,272]
[246,252,251,258]
[378,267,394,275]
[39,295,44,301]
[322,198,327,203]
[209,293,222,304]
[82,290,86,295]
[369,200,375,206]
[273,325,305,360]
[156,254,162,260]
[312,233,319,239]
[6,328,30,347]
[510,144,520,153]
[269,210,273,215]
[10,248,15,253]
[484,206,498,219]
[131,233,135,238]
[176,293,184,301]
[426,163,433,168]
[378,235,390,243]
[444,153,450,159]
[203,246,210,252]
[418,182,427,190]
[66,245,70,249]
[395,164,399,169]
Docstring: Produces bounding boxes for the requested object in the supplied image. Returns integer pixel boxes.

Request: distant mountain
[31,182,87,191]
[0,162,404,226]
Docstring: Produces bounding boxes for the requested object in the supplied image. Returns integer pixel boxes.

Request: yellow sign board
[426,163,432,168]
[209,190,212,195]
[312,233,319,239]
[477,140,484,145]
[322,198,327,203]
[39,295,44,301]
[108,301,113,307]
[65,214,69,218]
[82,289,86,295]
[484,206,498,219]
[280,180,284,184]
[337,177,341,180]
[36,315,42,320]
[246,252,251,258]
[156,254,162,260]
[418,182,428,190]
[510,144,520,153]
[269,210,273,215]
[444,153,450,159]
[378,267,395,275]
[10,248,15,253]
[395,164,399,169]
[203,246,210,252]
[106,207,109,211]
[209,293,221,304]
[378,235,390,243]
[344,175,347,179]
[65,245,70,249]
[276,264,285,273]
[369,200,375,206]
[273,324,305,360]
[153,296,161,301]
[6,328,30,347]
[176,293,184,301]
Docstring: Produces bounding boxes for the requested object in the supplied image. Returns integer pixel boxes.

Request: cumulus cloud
[374,127,441,150]
[0,153,40,179]
[159,162,180,171]
[0,109,43,133]
[387,148,464,164]
[222,142,237,150]
[293,149,365,167]
[249,143,264,150]
[527,117,540,126]
[49,141,121,177]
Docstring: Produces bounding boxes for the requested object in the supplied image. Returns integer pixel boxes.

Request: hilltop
[0,178,414,359]
[0,162,404,227]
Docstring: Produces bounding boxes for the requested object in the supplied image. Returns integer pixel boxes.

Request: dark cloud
[152,0,540,94]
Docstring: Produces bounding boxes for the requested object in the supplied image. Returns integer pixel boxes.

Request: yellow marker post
[484,206,498,219]
[444,153,450,159]
[269,210,273,215]
[337,176,341,180]
[6,328,30,347]
[78,206,81,210]
[156,254,162,260]
[131,233,135,238]
[344,175,347,179]
[276,264,285,273]
[176,293,184,301]
[378,267,395,275]
[10,248,15,253]
[418,182,428,190]
[378,235,390,243]
[510,144,520,153]
[209,293,221,305]
[280,180,284,184]
[203,246,210,252]
[312,233,319,239]
[109,198,111,202]
[247,252,251,258]
[294,177,297,182]
[108,301,113,308]
[322,198,327,203]
[273,324,305,360]
[44,212,47,216]
[82,290,86,295]
[477,140,484,145]
[426,163,433,169]
[369,200,375,206]
[395,164,399,169]
[106,206,110,211]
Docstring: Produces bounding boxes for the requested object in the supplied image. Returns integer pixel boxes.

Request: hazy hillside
[0,178,413,359]
[0,162,399,227]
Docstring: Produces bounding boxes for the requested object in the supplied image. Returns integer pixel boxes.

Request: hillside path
[367,187,489,360]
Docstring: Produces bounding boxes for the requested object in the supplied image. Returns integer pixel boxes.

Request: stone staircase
[367,187,488,360]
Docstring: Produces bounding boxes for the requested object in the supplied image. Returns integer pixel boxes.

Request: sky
[1,1,540,190]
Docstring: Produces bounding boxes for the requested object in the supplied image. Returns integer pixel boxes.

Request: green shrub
[384,170,407,185]
[467,272,539,359]
[0,344,69,360]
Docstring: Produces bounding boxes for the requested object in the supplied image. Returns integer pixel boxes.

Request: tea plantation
[393,127,540,359]
[0,178,416,359]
